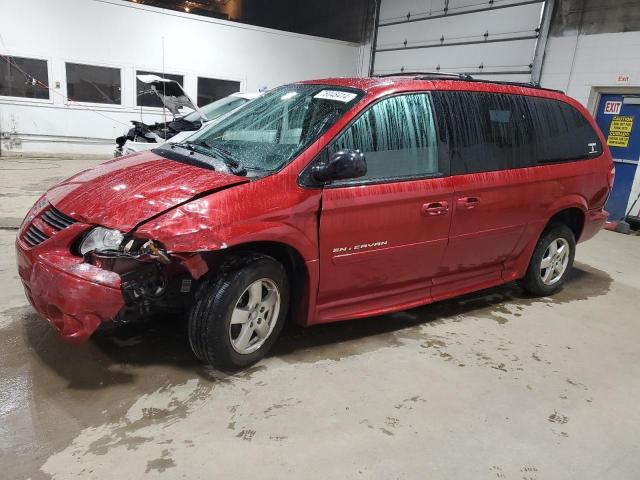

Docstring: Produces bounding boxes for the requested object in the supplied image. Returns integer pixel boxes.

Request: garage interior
[1,0,640,478]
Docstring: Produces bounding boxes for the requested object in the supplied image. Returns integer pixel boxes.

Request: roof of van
[300,75,565,98]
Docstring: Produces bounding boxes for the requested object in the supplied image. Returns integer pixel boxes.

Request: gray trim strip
[376,34,538,53]
[379,0,545,27]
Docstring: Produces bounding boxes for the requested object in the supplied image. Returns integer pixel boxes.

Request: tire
[188,254,289,370]
[518,223,576,296]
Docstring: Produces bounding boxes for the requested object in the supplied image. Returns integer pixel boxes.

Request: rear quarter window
[432,91,602,175]
[525,96,602,164]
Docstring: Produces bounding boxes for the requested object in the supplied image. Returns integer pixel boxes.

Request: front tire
[519,224,576,296]
[188,255,289,370]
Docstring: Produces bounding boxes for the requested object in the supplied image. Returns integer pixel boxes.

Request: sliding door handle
[457,196,481,210]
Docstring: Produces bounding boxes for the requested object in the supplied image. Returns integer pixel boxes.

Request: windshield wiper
[172,141,246,176]
[203,140,247,175]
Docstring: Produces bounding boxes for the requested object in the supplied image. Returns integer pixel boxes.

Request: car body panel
[16,221,124,341]
[46,150,248,231]
[16,76,612,340]
[315,176,453,322]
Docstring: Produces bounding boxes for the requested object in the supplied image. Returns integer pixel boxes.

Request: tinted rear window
[525,96,602,164]
[432,91,602,175]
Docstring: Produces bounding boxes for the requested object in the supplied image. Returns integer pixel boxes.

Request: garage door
[371,0,549,83]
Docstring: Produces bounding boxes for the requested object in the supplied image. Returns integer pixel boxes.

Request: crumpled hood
[46,151,248,231]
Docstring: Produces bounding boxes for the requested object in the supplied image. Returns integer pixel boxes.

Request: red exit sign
[604,101,622,115]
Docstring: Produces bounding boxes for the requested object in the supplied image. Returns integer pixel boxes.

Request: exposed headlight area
[79,227,125,255]
[78,227,171,266]
[76,228,178,319]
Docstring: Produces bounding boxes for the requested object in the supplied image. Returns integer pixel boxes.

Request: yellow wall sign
[607,115,634,148]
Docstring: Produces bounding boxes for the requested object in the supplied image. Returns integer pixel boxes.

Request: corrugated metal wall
[371,0,548,82]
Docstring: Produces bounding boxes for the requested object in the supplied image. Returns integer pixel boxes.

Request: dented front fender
[135,178,321,261]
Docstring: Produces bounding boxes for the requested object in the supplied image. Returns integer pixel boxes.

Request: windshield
[187,84,364,172]
[183,96,249,123]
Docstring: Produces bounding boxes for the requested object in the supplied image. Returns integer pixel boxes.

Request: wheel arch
[509,196,588,281]
[211,240,311,326]
[546,207,586,241]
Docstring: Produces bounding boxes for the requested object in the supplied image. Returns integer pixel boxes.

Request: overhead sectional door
[371,0,551,83]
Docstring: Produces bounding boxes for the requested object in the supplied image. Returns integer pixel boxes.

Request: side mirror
[312,149,367,183]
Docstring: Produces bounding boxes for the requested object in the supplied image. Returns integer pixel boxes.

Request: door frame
[589,86,640,218]
[587,86,640,118]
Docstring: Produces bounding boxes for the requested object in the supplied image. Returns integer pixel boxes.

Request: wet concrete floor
[1,157,639,479]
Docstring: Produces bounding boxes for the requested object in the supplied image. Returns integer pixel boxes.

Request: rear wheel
[519,224,575,296]
[188,255,289,370]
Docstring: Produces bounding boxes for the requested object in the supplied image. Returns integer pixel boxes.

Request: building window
[197,77,240,106]
[136,70,184,108]
[65,63,121,104]
[0,55,49,99]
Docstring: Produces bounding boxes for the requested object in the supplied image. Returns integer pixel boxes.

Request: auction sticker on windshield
[314,90,358,103]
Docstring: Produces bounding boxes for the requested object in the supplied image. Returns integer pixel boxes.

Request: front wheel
[188,255,289,370]
[518,224,576,296]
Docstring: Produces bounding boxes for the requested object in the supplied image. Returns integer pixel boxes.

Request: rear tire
[518,224,575,296]
[188,254,289,370]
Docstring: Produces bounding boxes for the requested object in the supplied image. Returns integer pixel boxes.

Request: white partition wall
[0,0,361,155]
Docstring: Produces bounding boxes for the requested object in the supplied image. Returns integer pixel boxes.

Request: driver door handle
[422,201,449,216]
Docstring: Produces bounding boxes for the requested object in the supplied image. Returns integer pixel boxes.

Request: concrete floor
[1,156,639,480]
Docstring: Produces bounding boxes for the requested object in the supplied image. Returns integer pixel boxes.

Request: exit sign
[616,74,631,84]
[604,101,622,114]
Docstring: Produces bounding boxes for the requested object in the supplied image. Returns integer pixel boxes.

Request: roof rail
[472,79,564,94]
[373,71,564,94]
[375,71,473,81]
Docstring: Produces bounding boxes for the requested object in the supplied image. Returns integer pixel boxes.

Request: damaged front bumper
[16,222,125,342]
[15,204,201,342]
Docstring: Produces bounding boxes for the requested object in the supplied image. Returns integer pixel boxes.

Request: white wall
[541,30,640,217]
[0,0,360,156]
[540,31,640,106]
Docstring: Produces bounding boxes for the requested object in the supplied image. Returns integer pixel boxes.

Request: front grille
[23,225,50,247]
[41,206,77,231]
[21,205,78,248]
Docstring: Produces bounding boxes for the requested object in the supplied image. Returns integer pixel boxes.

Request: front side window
[186,84,363,172]
[329,93,439,183]
[0,56,49,99]
[136,70,184,108]
[66,63,121,104]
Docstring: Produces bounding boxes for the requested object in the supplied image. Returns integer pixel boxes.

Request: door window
[329,93,440,184]
[432,91,534,174]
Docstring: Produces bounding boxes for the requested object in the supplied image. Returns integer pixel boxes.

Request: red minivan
[16,74,612,369]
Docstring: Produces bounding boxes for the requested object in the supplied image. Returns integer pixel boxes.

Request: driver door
[315,93,453,322]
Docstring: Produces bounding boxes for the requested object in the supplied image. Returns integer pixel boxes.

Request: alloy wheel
[229,278,281,354]
[540,237,570,286]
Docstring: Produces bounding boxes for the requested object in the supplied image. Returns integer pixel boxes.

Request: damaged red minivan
[16,74,612,369]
